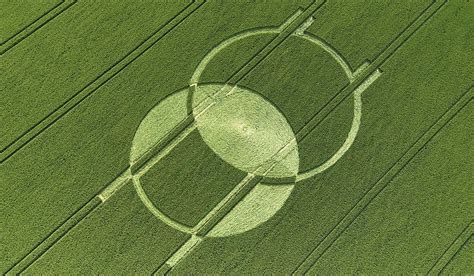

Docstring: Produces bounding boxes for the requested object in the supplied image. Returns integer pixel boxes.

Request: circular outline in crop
[131,22,373,236]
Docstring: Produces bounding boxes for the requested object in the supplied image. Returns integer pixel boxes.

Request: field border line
[4,196,102,275]
[428,220,474,275]
[293,87,473,274]
[0,0,202,163]
[0,0,76,55]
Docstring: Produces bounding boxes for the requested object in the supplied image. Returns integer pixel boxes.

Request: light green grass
[193,84,299,177]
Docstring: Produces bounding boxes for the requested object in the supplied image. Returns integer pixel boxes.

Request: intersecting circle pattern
[130,22,365,237]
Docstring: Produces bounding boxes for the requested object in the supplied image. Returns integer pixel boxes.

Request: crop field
[0,0,473,274]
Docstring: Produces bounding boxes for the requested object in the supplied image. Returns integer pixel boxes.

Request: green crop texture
[0,0,472,274]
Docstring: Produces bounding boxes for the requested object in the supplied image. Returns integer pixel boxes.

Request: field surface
[0,0,473,274]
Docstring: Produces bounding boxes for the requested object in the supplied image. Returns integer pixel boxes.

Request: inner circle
[191,84,299,178]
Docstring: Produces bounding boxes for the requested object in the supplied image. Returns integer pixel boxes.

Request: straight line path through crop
[0,0,198,163]
[3,2,205,274]
[4,0,451,274]
[154,0,448,273]
[0,0,76,55]
[428,220,474,275]
[8,1,327,274]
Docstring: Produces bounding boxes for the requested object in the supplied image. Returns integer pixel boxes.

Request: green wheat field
[1,0,473,274]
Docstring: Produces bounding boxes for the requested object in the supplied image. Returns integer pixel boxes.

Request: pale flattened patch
[208,183,294,237]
